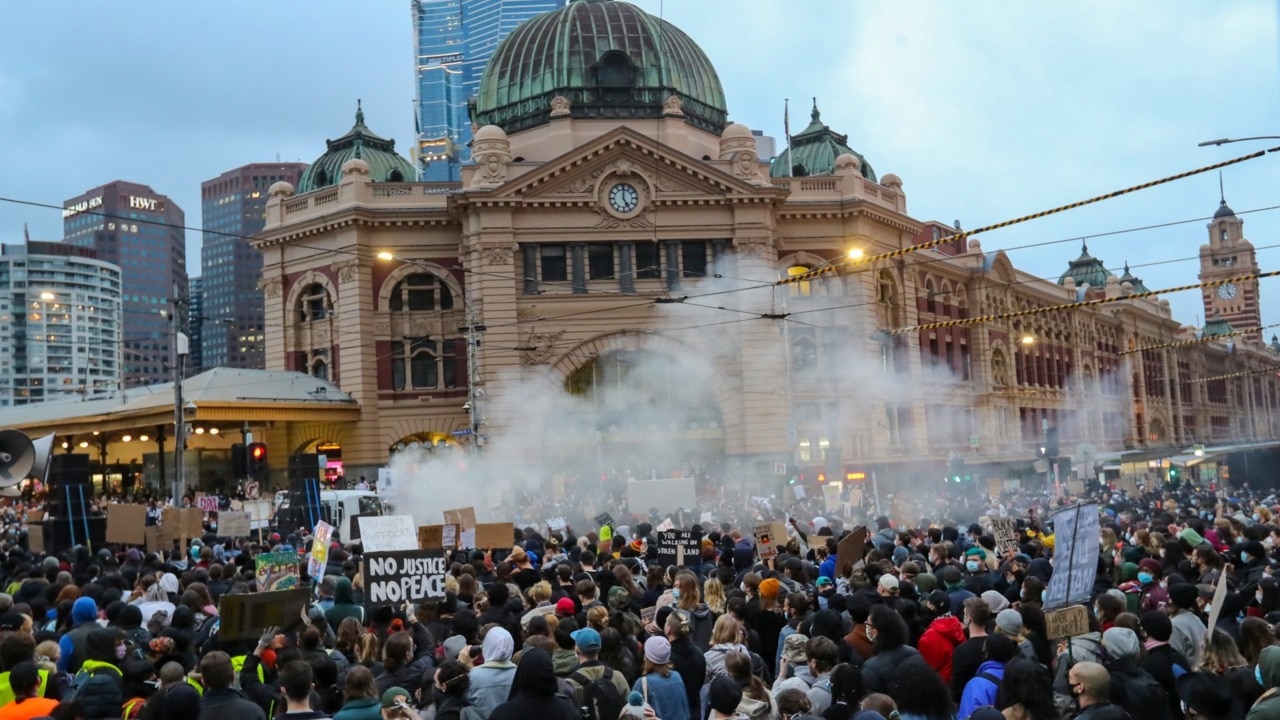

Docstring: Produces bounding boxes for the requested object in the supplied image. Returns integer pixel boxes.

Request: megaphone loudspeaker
[0,430,35,488]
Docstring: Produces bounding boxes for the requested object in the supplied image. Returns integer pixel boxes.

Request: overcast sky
[1,1,1277,331]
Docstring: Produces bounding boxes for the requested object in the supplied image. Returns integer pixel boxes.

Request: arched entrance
[389,432,460,454]
[552,347,725,476]
[295,438,345,487]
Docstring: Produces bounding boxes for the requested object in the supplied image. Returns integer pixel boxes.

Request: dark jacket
[860,645,921,695]
[199,687,268,720]
[324,578,365,630]
[669,634,706,717]
[1140,643,1190,720]
[488,649,579,720]
[76,627,124,720]
[1075,702,1131,720]
[434,692,472,720]
[375,652,435,699]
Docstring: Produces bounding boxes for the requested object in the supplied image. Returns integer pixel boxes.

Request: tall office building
[0,240,122,406]
[187,276,204,375]
[200,163,308,370]
[412,0,567,181]
[63,181,187,388]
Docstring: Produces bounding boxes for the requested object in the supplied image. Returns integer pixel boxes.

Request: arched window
[298,283,331,323]
[597,51,634,88]
[392,338,458,391]
[389,273,454,312]
[388,168,404,182]
[309,348,329,381]
[791,331,818,372]
[787,265,811,298]
[315,168,329,187]
[311,358,329,381]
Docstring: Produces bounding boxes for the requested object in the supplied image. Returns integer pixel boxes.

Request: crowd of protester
[2,480,1280,720]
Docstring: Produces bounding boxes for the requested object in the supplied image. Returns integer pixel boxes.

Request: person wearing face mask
[960,548,993,595]
[1237,541,1269,600]
[70,626,126,719]
[1136,559,1169,613]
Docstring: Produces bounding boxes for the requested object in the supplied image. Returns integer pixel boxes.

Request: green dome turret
[473,0,728,135]
[1203,313,1235,338]
[770,100,875,180]
[1058,241,1114,289]
[1118,261,1150,293]
[298,101,416,193]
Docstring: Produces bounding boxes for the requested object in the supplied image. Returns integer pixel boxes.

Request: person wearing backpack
[1099,627,1171,720]
[66,627,125,719]
[565,627,629,720]
[958,633,1015,720]
[490,649,579,720]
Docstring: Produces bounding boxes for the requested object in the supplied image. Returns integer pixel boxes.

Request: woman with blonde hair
[703,577,727,617]
[703,614,749,685]
[674,572,714,650]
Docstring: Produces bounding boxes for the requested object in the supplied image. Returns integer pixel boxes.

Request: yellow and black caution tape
[1190,365,1280,384]
[1120,322,1280,355]
[779,146,1278,286]
[887,269,1280,335]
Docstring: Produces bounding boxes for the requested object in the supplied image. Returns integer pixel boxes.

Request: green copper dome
[1118,262,1150,293]
[473,0,728,135]
[298,102,416,193]
[770,100,875,180]
[1058,242,1113,289]
[1203,314,1235,337]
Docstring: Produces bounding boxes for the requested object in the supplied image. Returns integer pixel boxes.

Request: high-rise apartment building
[0,241,122,405]
[63,181,187,388]
[412,0,567,181]
[200,163,308,370]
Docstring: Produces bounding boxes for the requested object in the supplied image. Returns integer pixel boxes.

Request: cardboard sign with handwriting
[145,526,174,555]
[419,524,444,549]
[474,523,515,550]
[836,526,867,577]
[164,507,203,537]
[442,507,477,531]
[107,504,148,545]
[218,588,311,642]
[1045,605,1090,640]
[219,511,251,538]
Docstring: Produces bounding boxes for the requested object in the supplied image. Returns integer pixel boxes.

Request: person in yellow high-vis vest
[0,662,57,720]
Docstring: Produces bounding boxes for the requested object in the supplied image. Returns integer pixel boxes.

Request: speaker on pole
[0,430,54,488]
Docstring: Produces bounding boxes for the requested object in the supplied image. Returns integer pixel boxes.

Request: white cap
[878,574,899,591]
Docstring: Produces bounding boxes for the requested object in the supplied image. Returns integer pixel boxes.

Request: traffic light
[248,442,268,481]
[230,443,248,478]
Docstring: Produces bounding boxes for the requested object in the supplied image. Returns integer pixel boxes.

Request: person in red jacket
[917,590,966,684]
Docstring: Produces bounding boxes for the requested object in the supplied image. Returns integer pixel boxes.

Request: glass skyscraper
[413,0,567,181]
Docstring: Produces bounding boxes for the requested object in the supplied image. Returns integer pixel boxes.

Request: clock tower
[1199,196,1261,343]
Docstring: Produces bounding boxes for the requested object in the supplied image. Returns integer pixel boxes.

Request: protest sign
[641,606,657,627]
[308,521,333,578]
[442,507,477,531]
[107,504,148,545]
[145,526,172,555]
[164,507,203,537]
[1045,605,1091,640]
[594,512,615,528]
[655,518,675,532]
[256,552,300,591]
[357,515,418,552]
[218,587,310,642]
[219,511,251,538]
[363,549,448,606]
[656,530,700,567]
[836,526,867,576]
[1043,502,1100,609]
[547,517,567,532]
[244,500,273,530]
[755,522,786,561]
[1206,568,1230,632]
[475,523,515,549]
[419,525,444,549]
[699,511,713,524]
[27,524,42,553]
[793,485,806,500]
[992,517,1019,555]
[197,495,220,513]
[822,484,841,513]
[442,524,457,550]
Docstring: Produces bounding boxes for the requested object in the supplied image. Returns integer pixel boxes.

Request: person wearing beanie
[1139,611,1191,720]
[1098,627,1164,720]
[993,609,1036,663]
[939,566,976,617]
[58,596,99,673]
[1167,583,1206,669]
[634,636,688,720]
[1136,558,1169,613]
[707,676,743,720]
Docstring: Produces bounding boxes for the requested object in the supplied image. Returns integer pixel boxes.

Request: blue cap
[571,627,602,652]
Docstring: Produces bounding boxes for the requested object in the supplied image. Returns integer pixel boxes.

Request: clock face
[608,183,640,214]
[1217,283,1238,300]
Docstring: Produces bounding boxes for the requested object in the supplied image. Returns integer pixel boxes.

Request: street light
[1021,335,1036,345]
[1197,136,1280,147]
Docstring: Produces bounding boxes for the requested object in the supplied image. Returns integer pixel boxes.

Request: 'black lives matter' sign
[362,549,448,606]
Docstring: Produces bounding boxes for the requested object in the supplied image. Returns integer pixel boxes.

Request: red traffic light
[251,445,265,460]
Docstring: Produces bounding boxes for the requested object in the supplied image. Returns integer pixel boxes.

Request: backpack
[64,663,119,704]
[571,668,624,720]
[1117,670,1171,720]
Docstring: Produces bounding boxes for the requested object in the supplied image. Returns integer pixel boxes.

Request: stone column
[664,241,681,290]
[332,259,384,479]
[522,244,538,295]
[618,242,635,293]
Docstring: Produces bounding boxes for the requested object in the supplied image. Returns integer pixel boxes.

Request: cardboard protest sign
[197,495,220,513]
[656,530,700,567]
[27,524,42,553]
[442,524,457,550]
[699,511,713,524]
[991,517,1019,555]
[641,606,657,627]
[164,507,203,537]
[218,587,311,642]
[219,511,251,538]
[419,525,443,549]
[107,504,148,545]
[836,526,867,577]
[145,526,172,555]
[362,549,448,606]
[1205,568,1230,632]
[547,517,567,532]
[755,522,786,561]
[655,518,675,532]
[474,523,515,549]
[822,484,842,513]
[442,507,477,531]
[1043,502,1100,609]
[594,512,615,528]
[793,485,806,500]
[357,515,418,552]
[308,521,333,578]
[1045,605,1091,640]
[256,552,300,591]
[245,500,273,530]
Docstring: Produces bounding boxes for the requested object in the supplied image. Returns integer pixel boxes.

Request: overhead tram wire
[888,268,1280,336]
[777,144,1280,286]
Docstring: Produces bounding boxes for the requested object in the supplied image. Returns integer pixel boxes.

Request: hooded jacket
[489,649,579,720]
[917,615,966,684]
[469,628,518,718]
[1248,645,1280,720]
[324,577,365,630]
[59,596,100,673]
[75,627,124,720]
[958,660,1004,720]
